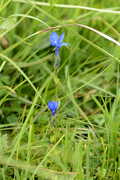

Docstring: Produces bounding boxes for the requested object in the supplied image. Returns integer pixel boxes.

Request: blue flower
[48,100,59,126]
[48,100,59,116]
[50,32,68,56]
[50,32,68,48]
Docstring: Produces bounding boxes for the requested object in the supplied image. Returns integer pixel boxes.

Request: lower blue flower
[48,100,59,126]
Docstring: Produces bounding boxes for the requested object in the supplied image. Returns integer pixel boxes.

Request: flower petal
[50,32,59,46]
[60,43,68,46]
[59,33,65,43]
[55,42,61,48]
[50,37,57,46]
[48,101,54,111]
[51,32,59,40]
[54,101,59,110]
[48,100,59,111]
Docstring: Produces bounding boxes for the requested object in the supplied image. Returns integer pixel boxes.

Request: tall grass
[0,0,120,179]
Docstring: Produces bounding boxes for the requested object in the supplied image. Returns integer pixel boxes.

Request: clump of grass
[0,0,120,179]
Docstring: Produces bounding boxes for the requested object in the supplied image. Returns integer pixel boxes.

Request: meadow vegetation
[0,0,120,179]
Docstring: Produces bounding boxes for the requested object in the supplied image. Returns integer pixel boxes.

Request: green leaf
[0,133,8,153]
[0,17,16,30]
[7,115,17,123]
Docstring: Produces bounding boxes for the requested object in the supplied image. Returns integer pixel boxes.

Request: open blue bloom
[48,100,59,126]
[48,100,59,115]
[50,32,68,57]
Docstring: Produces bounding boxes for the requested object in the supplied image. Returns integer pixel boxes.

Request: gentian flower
[48,100,59,126]
[48,100,59,115]
[50,32,68,56]
[50,32,68,70]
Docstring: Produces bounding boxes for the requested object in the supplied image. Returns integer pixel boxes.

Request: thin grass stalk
[78,141,83,180]
[63,123,68,167]
[25,117,33,179]
[100,147,107,180]
[85,143,90,180]
[2,168,6,180]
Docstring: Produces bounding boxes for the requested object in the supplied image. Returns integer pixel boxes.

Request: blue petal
[50,36,57,46]
[59,33,65,43]
[56,42,61,48]
[60,43,68,46]
[48,101,54,111]
[52,110,55,116]
[48,100,59,111]
[51,32,59,41]
[50,32,59,46]
[54,101,59,110]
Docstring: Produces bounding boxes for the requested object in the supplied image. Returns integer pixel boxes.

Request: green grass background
[0,0,120,179]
